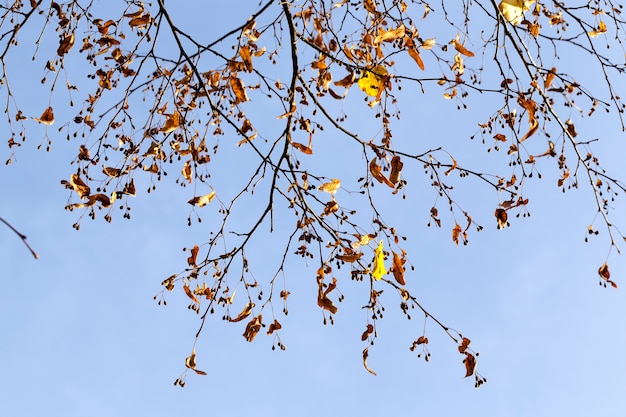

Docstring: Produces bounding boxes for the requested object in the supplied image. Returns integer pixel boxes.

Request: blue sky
[1,1,626,416]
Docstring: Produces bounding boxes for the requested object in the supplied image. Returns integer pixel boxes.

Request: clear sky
[1,2,626,416]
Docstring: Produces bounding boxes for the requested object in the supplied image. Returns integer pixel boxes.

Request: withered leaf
[463,352,476,378]
[243,315,262,342]
[389,155,403,185]
[598,262,610,280]
[416,335,428,345]
[183,283,200,304]
[267,319,282,335]
[34,107,55,125]
[57,33,74,56]
[336,249,363,263]
[495,208,508,229]
[128,14,151,28]
[292,141,313,154]
[185,349,206,375]
[102,166,123,177]
[187,245,199,266]
[318,179,341,195]
[160,111,181,133]
[63,173,91,199]
[452,37,474,57]
[374,24,405,44]
[362,347,377,376]
[391,251,406,285]
[230,76,249,104]
[188,191,216,207]
[317,272,338,314]
[230,302,255,323]
[182,161,192,183]
[369,159,395,188]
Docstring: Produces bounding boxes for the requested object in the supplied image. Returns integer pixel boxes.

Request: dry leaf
[57,33,74,56]
[452,36,475,57]
[498,0,535,25]
[183,283,200,304]
[160,111,181,133]
[187,245,199,266]
[391,250,406,285]
[463,352,476,377]
[188,191,216,207]
[34,107,55,125]
[589,20,607,37]
[389,155,403,185]
[362,347,377,376]
[243,315,262,342]
[318,179,341,195]
[369,159,395,188]
[230,302,255,323]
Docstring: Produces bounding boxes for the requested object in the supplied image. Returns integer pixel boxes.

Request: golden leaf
[67,173,91,199]
[318,179,341,195]
[239,45,253,73]
[421,38,436,50]
[230,76,249,104]
[102,166,123,177]
[160,111,181,133]
[34,107,55,125]
[374,24,405,44]
[188,191,216,207]
[229,302,255,323]
[589,20,607,37]
[358,65,388,97]
[372,241,387,280]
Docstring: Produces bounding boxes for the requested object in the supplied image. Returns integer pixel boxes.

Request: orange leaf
[453,37,474,57]
[291,142,313,154]
[57,33,75,56]
[160,111,181,133]
[452,223,462,245]
[182,161,192,183]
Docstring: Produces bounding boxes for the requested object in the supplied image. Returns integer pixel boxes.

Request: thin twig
[1,216,38,259]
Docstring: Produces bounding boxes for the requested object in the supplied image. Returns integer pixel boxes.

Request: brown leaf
[453,37,475,57]
[495,208,508,229]
[389,155,403,185]
[416,335,428,345]
[34,107,55,125]
[183,283,200,304]
[243,315,262,342]
[369,159,395,188]
[129,14,151,28]
[63,173,91,199]
[322,200,339,216]
[182,161,192,183]
[102,166,123,177]
[239,45,253,73]
[230,302,255,323]
[230,76,249,104]
[187,245,199,266]
[57,33,75,56]
[362,347,377,376]
[317,271,338,314]
[598,262,610,280]
[292,141,313,154]
[391,251,406,285]
[463,353,476,378]
[452,224,462,245]
[544,67,557,89]
[336,249,363,263]
[267,319,282,335]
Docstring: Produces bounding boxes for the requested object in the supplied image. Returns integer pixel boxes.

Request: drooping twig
[0,216,38,259]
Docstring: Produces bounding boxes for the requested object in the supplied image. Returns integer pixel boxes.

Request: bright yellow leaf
[372,240,387,280]
[318,179,341,195]
[498,0,535,25]
[358,65,387,97]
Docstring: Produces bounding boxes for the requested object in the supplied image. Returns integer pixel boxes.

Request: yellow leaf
[498,0,535,25]
[318,179,341,195]
[358,65,388,97]
[34,107,55,125]
[374,24,405,45]
[372,241,387,280]
[589,20,607,37]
